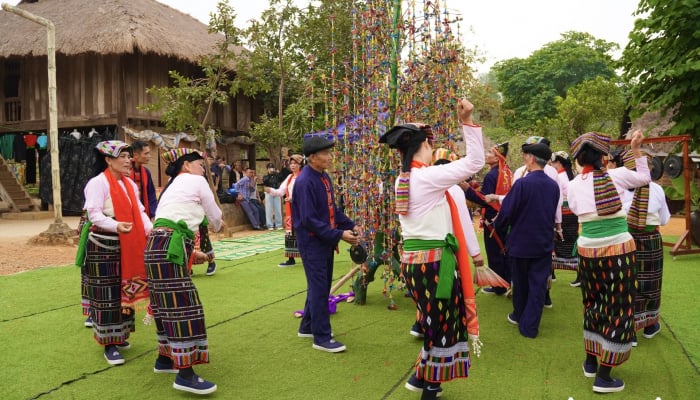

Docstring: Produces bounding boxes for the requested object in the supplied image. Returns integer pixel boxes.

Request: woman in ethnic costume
[380,99,484,400]
[567,130,650,393]
[549,151,580,285]
[144,148,223,395]
[617,150,670,341]
[77,140,152,366]
[265,154,304,267]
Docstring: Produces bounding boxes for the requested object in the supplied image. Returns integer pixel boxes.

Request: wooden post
[2,3,73,240]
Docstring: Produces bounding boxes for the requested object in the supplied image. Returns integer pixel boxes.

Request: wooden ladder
[0,155,39,212]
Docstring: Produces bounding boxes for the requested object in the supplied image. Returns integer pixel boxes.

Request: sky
[4,0,640,72]
[154,0,640,72]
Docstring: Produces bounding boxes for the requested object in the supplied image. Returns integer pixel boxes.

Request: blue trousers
[297,242,335,343]
[484,227,510,294]
[510,254,552,338]
[239,199,262,228]
[264,194,282,229]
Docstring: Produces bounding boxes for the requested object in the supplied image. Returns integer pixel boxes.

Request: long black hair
[552,154,575,180]
[575,143,605,171]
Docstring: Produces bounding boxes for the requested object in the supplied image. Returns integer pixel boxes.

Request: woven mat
[212,231,285,260]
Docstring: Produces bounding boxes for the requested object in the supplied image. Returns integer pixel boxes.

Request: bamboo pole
[2,3,72,238]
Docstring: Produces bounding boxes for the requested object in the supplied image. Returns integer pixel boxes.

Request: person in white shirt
[549,151,580,286]
[567,130,650,394]
[613,149,670,342]
[77,140,152,366]
[380,99,484,400]
[144,148,223,395]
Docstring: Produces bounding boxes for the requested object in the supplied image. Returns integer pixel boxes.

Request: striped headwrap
[571,132,610,159]
[95,140,130,158]
[161,148,202,164]
[621,150,650,230]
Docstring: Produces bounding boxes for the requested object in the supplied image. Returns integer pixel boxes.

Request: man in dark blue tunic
[292,136,360,352]
[464,143,511,295]
[495,143,560,338]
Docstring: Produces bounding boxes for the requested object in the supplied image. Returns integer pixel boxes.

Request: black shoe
[544,292,553,309]
[409,322,424,338]
[422,384,443,399]
[643,322,661,339]
[278,259,296,268]
[593,376,625,393]
[205,262,216,276]
[570,279,581,287]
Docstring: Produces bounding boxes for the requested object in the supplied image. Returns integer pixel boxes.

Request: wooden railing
[3,97,21,122]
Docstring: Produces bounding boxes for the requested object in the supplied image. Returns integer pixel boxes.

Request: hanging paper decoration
[304,0,474,307]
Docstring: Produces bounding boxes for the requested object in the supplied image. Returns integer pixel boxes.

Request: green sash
[403,234,458,299]
[580,217,628,238]
[153,218,195,266]
[74,219,92,267]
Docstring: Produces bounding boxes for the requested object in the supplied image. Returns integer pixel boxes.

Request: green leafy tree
[244,0,304,119]
[620,0,700,142]
[537,76,625,146]
[140,1,246,137]
[493,31,618,132]
[248,97,315,166]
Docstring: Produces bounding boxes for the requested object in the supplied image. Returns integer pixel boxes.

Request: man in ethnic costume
[495,142,560,338]
[381,99,484,400]
[292,136,360,353]
[463,142,512,295]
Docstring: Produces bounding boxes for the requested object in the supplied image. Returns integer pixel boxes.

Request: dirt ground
[0,215,691,276]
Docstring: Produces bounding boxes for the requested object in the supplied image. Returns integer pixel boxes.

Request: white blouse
[620,181,671,227]
[156,173,223,232]
[398,124,485,241]
[83,173,152,233]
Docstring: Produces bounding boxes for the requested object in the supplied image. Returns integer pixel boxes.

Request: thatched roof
[0,0,241,63]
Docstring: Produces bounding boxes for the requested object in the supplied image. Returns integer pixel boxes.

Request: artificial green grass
[1,240,698,400]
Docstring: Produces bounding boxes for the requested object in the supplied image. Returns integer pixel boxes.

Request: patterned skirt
[552,212,579,271]
[284,230,300,259]
[578,238,636,367]
[84,232,135,345]
[631,230,663,330]
[144,229,209,369]
[402,249,470,383]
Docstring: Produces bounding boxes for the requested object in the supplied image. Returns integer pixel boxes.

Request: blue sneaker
[205,262,217,276]
[84,316,93,328]
[104,347,124,366]
[582,361,597,378]
[593,376,625,393]
[173,374,217,395]
[405,375,424,392]
[482,287,505,296]
[643,322,661,339]
[507,313,519,325]
[154,358,178,374]
[409,322,424,338]
[312,339,346,353]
